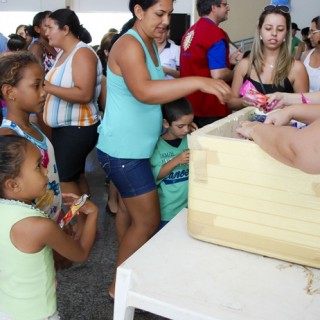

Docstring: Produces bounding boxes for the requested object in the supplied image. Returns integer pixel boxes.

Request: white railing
[234,37,254,53]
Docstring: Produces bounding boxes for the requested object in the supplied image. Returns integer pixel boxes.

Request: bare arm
[44,47,98,104]
[236,117,320,174]
[290,60,309,93]
[108,35,231,105]
[267,92,320,109]
[162,65,180,78]
[228,59,253,110]
[210,47,243,83]
[50,214,97,262]
[264,104,320,125]
[97,75,106,111]
[294,42,305,60]
[12,195,98,262]
[29,42,43,63]
[157,151,190,180]
[210,67,234,83]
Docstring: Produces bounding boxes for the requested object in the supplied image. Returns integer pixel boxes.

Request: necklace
[269,64,274,68]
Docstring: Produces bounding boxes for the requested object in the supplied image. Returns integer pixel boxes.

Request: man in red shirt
[180,0,241,127]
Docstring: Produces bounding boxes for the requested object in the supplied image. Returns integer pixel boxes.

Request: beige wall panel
[192,0,268,42]
[220,0,269,42]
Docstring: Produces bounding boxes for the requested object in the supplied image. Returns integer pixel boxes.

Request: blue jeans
[96,149,156,198]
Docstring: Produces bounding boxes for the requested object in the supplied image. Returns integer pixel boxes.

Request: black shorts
[52,122,99,182]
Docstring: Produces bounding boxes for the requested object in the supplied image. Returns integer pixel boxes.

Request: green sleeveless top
[0,199,56,320]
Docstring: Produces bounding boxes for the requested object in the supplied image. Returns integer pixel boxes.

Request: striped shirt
[44,41,102,128]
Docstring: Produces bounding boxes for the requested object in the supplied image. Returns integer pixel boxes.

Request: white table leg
[113,268,135,320]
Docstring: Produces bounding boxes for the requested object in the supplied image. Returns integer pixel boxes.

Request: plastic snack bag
[239,80,277,112]
[59,194,89,228]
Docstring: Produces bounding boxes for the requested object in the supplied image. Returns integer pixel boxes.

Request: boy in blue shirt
[150,98,194,229]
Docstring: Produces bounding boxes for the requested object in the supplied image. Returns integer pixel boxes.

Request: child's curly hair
[0,51,41,99]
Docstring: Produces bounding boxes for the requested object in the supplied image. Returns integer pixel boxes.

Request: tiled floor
[56,149,168,320]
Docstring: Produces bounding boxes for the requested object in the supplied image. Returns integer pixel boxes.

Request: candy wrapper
[250,112,307,129]
[239,80,277,112]
[59,194,89,228]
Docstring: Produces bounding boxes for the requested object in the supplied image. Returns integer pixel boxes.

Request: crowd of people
[1,0,320,319]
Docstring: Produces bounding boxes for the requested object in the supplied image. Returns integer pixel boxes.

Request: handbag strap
[253,61,267,95]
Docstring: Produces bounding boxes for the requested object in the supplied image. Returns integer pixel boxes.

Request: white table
[114,209,320,320]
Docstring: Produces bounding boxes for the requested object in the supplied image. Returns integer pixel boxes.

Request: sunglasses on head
[263,5,290,13]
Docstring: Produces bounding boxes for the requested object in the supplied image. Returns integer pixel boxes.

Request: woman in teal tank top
[96,0,232,299]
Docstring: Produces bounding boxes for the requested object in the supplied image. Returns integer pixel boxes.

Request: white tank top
[303,49,320,92]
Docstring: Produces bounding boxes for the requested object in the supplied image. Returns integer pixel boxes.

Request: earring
[10,97,16,101]
[283,38,286,42]
[139,17,142,21]
[260,35,263,40]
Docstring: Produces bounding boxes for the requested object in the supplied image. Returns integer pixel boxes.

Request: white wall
[0,11,132,45]
[0,0,65,35]
[291,0,320,33]
[223,0,269,42]
[0,0,196,46]
[71,0,194,14]
[172,0,194,15]
[72,0,128,12]
[0,0,65,11]
[1,0,318,44]
[0,0,194,13]
[33,0,192,14]
[198,0,320,42]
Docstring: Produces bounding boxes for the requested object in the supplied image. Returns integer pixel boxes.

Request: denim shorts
[96,149,156,198]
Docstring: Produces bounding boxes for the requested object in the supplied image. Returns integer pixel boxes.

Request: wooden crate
[188,107,320,268]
